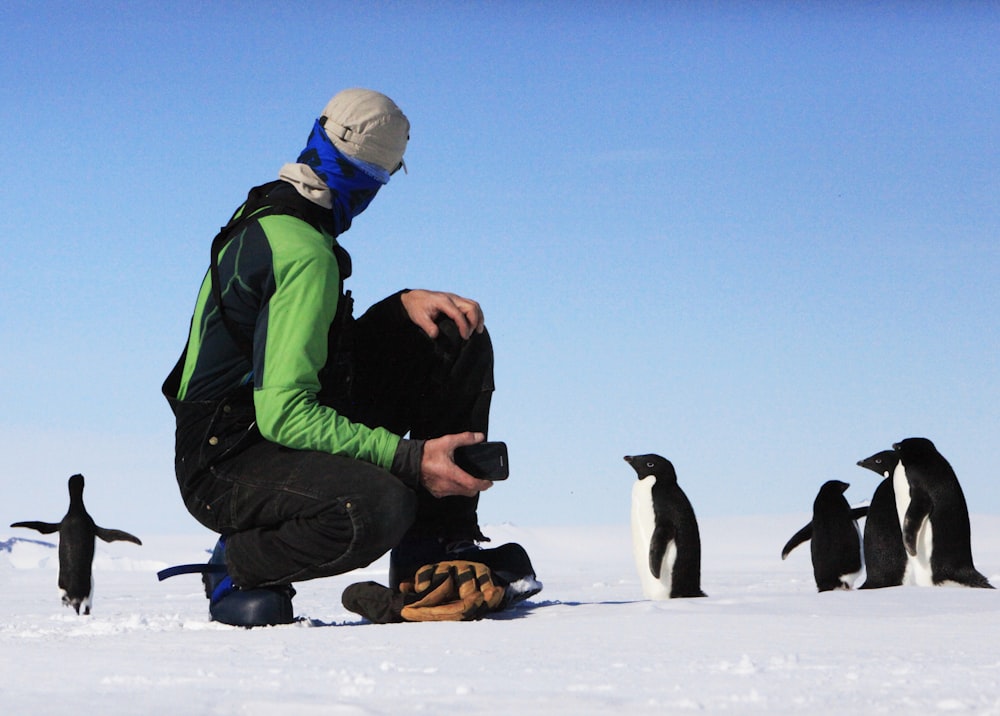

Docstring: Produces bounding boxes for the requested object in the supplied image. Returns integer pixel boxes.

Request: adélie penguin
[855,449,907,589]
[782,480,865,592]
[10,474,143,614]
[891,438,993,588]
[624,454,706,599]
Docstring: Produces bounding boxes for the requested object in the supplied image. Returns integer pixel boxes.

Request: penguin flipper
[95,527,142,545]
[903,489,932,557]
[849,506,870,521]
[781,522,813,560]
[10,521,61,534]
[648,522,676,579]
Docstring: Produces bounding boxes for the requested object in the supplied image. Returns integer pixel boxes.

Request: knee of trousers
[435,320,495,393]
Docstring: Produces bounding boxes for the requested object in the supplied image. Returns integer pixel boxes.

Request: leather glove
[399,560,505,622]
[342,560,505,624]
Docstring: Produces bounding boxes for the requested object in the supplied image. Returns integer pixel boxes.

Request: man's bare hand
[401,290,485,340]
[419,432,493,498]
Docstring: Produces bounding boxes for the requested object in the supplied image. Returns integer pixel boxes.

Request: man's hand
[400,290,485,340]
[420,432,493,498]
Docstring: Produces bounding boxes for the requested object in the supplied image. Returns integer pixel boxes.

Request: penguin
[10,474,142,614]
[892,438,993,588]
[781,480,864,592]
[624,454,706,599]
[856,449,907,589]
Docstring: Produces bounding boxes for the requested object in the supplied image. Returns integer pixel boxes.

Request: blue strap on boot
[158,537,296,627]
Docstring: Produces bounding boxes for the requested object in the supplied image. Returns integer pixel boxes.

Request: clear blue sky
[2,1,997,535]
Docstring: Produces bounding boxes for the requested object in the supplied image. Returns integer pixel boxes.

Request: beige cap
[320,88,409,174]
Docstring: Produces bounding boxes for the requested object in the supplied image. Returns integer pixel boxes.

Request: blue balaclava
[296,119,387,235]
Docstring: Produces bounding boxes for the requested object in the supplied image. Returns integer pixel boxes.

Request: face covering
[296,119,387,234]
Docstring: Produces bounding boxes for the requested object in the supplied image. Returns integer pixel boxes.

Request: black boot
[204,538,297,628]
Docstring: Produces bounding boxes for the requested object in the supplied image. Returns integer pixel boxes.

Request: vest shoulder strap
[209,181,352,357]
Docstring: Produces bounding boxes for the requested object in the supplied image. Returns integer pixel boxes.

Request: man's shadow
[302,597,644,627]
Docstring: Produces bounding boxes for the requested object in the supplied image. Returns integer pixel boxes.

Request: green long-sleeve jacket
[168,180,406,475]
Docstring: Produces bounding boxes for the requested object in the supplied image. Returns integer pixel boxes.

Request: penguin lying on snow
[624,454,706,599]
[782,480,866,592]
[10,474,142,614]
[891,437,993,589]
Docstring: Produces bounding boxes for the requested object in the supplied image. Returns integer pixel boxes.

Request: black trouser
[174,294,494,589]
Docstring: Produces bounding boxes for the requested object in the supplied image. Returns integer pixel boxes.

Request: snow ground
[2,515,999,715]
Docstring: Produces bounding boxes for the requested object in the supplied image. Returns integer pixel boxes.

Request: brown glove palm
[398,560,506,622]
[342,560,505,624]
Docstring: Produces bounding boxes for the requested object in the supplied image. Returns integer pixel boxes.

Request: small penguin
[624,454,705,599]
[10,474,142,614]
[782,480,864,592]
[856,449,907,589]
[892,438,993,588]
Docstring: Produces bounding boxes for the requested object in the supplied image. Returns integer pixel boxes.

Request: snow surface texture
[3,516,999,715]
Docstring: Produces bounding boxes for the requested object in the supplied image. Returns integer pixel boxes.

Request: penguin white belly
[893,466,917,586]
[653,541,677,599]
[631,478,673,600]
[911,519,935,586]
[840,520,864,588]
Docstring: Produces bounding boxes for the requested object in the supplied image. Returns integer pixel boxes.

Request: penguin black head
[857,450,899,478]
[67,474,86,500]
[624,454,677,483]
[819,479,850,496]
[893,437,937,458]
[893,438,956,482]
